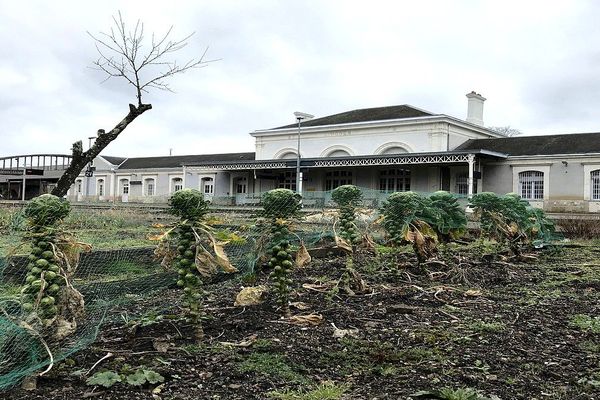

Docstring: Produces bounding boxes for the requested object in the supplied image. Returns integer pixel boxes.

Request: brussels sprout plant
[261,189,302,316]
[20,194,84,335]
[331,185,363,244]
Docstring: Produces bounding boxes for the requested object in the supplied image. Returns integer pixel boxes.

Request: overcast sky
[2,0,600,158]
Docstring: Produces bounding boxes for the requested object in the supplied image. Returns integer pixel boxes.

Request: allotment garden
[0,187,598,399]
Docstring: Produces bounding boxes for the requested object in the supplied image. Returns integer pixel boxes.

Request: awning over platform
[183,149,507,171]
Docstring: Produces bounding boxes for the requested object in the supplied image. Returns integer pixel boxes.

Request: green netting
[0,187,556,391]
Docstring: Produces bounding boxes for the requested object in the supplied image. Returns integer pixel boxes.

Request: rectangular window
[326,170,352,191]
[278,171,297,191]
[379,169,410,192]
[519,171,544,200]
[146,180,155,196]
[591,170,600,201]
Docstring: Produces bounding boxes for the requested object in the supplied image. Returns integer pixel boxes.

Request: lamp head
[294,111,314,121]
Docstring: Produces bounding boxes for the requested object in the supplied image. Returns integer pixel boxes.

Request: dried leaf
[290,301,311,310]
[331,323,359,339]
[219,334,258,348]
[335,234,353,253]
[195,245,218,277]
[360,234,377,252]
[295,241,312,268]
[464,289,483,297]
[213,241,238,273]
[234,286,268,306]
[148,233,167,241]
[288,313,323,326]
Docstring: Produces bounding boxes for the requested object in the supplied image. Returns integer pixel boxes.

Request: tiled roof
[273,105,435,129]
[456,132,600,156]
[118,152,256,169]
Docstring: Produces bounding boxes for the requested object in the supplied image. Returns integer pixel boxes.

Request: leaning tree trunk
[51,103,152,197]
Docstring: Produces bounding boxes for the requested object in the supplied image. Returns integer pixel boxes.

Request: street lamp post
[293,111,314,194]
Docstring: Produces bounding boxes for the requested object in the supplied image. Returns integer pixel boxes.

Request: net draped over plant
[0,188,556,390]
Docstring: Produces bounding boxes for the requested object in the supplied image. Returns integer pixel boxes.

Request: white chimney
[465,91,486,126]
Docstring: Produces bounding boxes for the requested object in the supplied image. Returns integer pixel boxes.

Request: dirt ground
[6,242,600,400]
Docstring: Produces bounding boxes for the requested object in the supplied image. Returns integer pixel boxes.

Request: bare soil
[6,243,600,400]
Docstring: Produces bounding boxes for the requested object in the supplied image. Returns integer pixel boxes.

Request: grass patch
[238,353,306,383]
[0,283,21,300]
[468,321,506,334]
[268,381,348,400]
[570,314,600,333]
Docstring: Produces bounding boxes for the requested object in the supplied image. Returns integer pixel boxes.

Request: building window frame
[379,168,411,192]
[591,169,600,201]
[144,177,156,197]
[96,178,105,197]
[201,177,214,195]
[278,171,297,191]
[518,171,544,200]
[170,177,183,193]
[512,165,550,203]
[325,170,353,191]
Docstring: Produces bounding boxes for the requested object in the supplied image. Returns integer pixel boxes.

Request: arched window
[591,170,600,201]
[97,179,104,197]
[145,178,155,196]
[380,146,409,155]
[327,150,351,157]
[279,152,297,160]
[379,169,410,192]
[519,171,544,200]
[201,177,214,195]
[119,179,129,195]
[171,177,183,193]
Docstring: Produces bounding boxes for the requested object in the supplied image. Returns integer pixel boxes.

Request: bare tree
[52,12,211,197]
[488,126,523,137]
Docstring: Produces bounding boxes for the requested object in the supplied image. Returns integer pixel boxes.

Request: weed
[412,387,494,400]
[268,381,348,400]
[238,353,306,383]
[468,321,506,334]
[570,314,600,333]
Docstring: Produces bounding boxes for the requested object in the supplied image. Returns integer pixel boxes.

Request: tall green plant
[469,192,555,256]
[261,189,302,316]
[331,185,363,244]
[20,194,85,338]
[380,192,438,264]
[427,191,467,242]
[161,189,236,340]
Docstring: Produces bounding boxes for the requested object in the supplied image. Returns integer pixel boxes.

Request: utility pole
[293,111,314,194]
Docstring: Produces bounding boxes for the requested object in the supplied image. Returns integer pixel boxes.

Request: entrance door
[440,167,451,191]
[234,177,247,204]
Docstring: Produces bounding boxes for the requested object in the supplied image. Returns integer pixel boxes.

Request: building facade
[3,92,600,213]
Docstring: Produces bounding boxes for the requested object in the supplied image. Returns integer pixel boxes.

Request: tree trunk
[51,103,152,198]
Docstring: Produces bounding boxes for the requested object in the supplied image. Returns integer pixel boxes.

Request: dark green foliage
[261,189,302,219]
[168,189,209,221]
[469,192,556,255]
[331,185,362,207]
[23,194,71,227]
[427,191,467,242]
[267,221,294,315]
[380,192,437,263]
[332,185,363,244]
[21,195,71,322]
[172,223,203,322]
